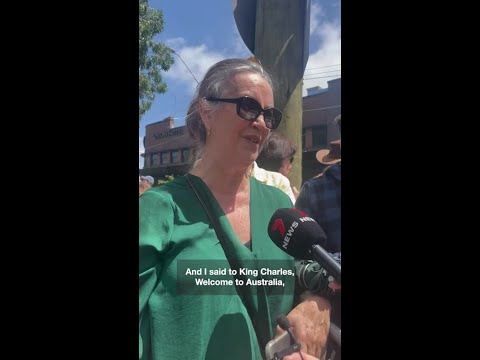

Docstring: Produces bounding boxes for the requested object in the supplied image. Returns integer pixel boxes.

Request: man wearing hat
[140,175,154,186]
[295,118,341,254]
[315,140,340,168]
[139,175,154,196]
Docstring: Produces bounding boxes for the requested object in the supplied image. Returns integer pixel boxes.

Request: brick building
[141,78,341,183]
[302,78,341,180]
[140,116,197,179]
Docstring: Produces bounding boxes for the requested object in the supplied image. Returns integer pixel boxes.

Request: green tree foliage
[139,0,174,123]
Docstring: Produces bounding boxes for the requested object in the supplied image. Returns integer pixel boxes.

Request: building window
[172,150,180,164]
[312,125,328,148]
[152,154,160,166]
[161,152,170,164]
[182,149,190,163]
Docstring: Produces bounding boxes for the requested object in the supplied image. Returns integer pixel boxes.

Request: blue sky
[139,0,341,168]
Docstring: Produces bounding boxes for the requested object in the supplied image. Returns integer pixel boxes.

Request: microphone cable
[276,315,304,360]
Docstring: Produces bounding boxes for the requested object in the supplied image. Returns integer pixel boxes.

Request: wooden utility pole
[255,0,310,189]
[233,0,310,188]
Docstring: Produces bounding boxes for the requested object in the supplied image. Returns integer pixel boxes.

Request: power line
[167,48,199,84]
[304,63,341,71]
[303,105,341,112]
[303,74,341,80]
[303,69,341,76]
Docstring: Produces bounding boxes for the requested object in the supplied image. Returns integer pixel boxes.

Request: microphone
[279,315,341,351]
[268,208,341,282]
[276,316,303,360]
[295,257,341,296]
[277,315,298,345]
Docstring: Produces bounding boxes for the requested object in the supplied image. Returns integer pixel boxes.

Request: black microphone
[268,208,341,282]
[295,257,341,296]
[277,315,298,345]
[276,316,303,360]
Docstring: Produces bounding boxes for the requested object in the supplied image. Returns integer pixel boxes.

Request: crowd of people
[139,58,341,360]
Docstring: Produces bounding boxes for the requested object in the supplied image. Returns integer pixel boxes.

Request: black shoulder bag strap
[185,174,267,347]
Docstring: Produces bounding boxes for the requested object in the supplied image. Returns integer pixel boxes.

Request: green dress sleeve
[139,190,174,360]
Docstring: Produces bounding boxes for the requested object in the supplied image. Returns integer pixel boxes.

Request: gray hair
[186,58,275,150]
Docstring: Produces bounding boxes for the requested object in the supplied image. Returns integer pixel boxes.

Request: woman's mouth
[244,135,260,144]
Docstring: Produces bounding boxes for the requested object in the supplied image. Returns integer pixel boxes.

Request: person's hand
[276,293,330,358]
[283,351,320,360]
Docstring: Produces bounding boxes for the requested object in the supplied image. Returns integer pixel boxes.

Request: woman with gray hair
[140,58,330,360]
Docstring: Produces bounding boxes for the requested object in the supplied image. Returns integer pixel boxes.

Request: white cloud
[164,26,252,95]
[139,137,145,169]
[164,42,225,94]
[165,37,186,50]
[303,17,341,95]
[309,2,325,37]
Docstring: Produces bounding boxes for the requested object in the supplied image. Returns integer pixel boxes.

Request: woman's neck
[190,157,253,196]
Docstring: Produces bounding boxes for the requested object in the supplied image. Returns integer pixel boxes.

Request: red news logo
[271,219,286,236]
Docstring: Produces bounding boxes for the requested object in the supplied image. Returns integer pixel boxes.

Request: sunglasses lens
[237,97,282,129]
[238,97,261,120]
[264,108,282,129]
[263,109,274,127]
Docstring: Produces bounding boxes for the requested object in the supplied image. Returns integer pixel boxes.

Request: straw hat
[316,140,341,165]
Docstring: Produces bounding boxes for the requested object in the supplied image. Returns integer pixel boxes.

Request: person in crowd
[140,175,154,186]
[296,115,341,360]
[140,58,331,360]
[254,131,299,201]
[251,160,296,204]
[256,132,297,178]
[139,175,154,196]
[296,115,341,254]
[139,181,152,196]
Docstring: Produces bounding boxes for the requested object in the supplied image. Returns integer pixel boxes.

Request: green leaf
[139,0,174,123]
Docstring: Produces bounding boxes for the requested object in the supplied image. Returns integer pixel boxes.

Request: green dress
[139,174,295,360]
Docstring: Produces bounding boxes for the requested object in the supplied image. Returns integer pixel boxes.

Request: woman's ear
[198,100,212,133]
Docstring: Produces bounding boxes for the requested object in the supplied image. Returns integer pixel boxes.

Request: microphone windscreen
[276,315,291,330]
[268,208,327,259]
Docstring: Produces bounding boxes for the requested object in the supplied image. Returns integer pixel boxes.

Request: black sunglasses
[205,96,282,130]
